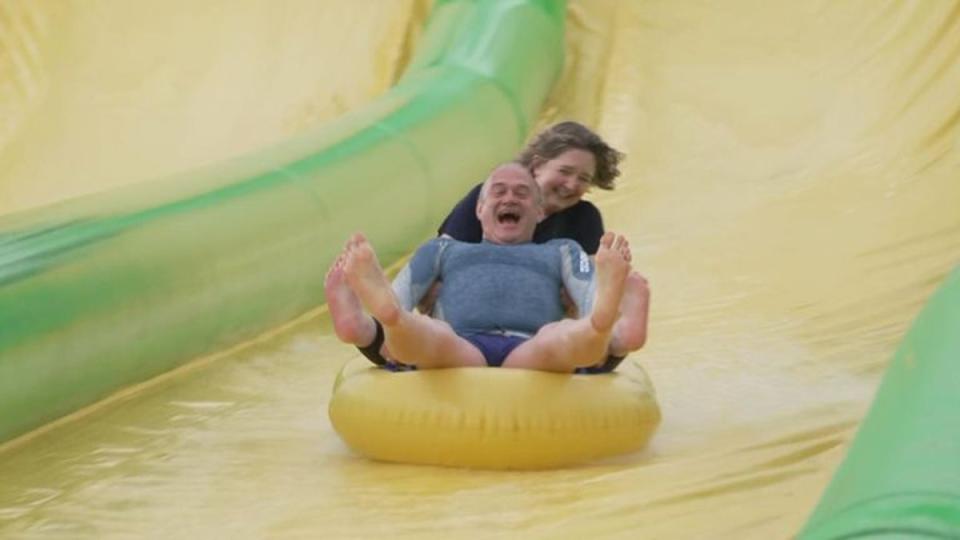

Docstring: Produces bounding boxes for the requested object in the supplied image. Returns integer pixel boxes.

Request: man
[325,163,647,372]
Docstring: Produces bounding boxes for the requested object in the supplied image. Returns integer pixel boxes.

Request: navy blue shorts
[363,320,626,373]
[461,333,527,367]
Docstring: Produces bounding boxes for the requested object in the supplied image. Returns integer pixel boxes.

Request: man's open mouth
[497,210,521,224]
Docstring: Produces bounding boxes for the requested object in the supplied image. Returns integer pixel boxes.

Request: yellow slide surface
[1,1,959,538]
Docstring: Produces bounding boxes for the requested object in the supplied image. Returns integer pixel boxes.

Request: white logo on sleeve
[579,252,590,274]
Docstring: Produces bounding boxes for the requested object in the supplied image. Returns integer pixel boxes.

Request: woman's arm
[570,201,605,255]
[436,184,484,242]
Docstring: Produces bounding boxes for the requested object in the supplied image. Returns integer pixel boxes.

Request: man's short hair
[479,162,542,205]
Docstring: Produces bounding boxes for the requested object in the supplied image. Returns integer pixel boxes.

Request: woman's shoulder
[451,183,483,211]
[553,200,604,254]
[437,183,484,241]
[565,199,602,221]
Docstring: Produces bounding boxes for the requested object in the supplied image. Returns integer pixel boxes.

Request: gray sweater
[392,238,595,337]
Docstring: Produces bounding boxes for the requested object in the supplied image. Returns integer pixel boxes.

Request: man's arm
[556,240,596,317]
[391,238,447,311]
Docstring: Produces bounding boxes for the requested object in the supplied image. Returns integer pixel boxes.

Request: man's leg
[324,250,378,347]
[325,240,394,366]
[503,232,631,372]
[608,271,650,357]
[343,233,485,369]
[561,237,649,363]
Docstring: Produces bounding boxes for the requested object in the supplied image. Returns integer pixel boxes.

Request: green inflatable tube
[0,0,566,444]
[800,267,960,538]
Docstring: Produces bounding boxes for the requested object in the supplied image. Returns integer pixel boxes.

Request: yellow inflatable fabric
[328,357,661,470]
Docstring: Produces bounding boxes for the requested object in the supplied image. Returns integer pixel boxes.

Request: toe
[600,231,615,249]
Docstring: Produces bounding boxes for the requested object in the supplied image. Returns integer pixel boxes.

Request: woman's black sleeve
[573,202,605,255]
[436,184,484,242]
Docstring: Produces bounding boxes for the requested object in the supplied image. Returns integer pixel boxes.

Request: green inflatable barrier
[800,267,960,538]
[0,0,566,444]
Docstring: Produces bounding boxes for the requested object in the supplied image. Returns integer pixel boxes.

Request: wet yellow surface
[2,1,960,538]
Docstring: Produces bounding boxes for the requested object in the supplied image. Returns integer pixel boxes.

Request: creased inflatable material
[0,0,565,444]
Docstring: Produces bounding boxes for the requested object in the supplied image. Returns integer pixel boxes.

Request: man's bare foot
[343,233,402,326]
[590,232,631,332]
[324,251,377,346]
[610,271,650,355]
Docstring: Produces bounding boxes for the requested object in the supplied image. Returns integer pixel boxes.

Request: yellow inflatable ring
[328,357,661,469]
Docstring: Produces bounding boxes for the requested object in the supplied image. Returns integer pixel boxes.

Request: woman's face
[531,148,597,215]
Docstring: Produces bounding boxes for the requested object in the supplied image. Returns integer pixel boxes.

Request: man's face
[476,167,544,245]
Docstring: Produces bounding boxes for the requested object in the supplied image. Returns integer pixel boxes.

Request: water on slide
[1,1,958,538]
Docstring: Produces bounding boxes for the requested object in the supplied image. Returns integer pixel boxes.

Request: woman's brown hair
[517,121,624,190]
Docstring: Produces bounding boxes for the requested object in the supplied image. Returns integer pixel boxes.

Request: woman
[326,121,649,372]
